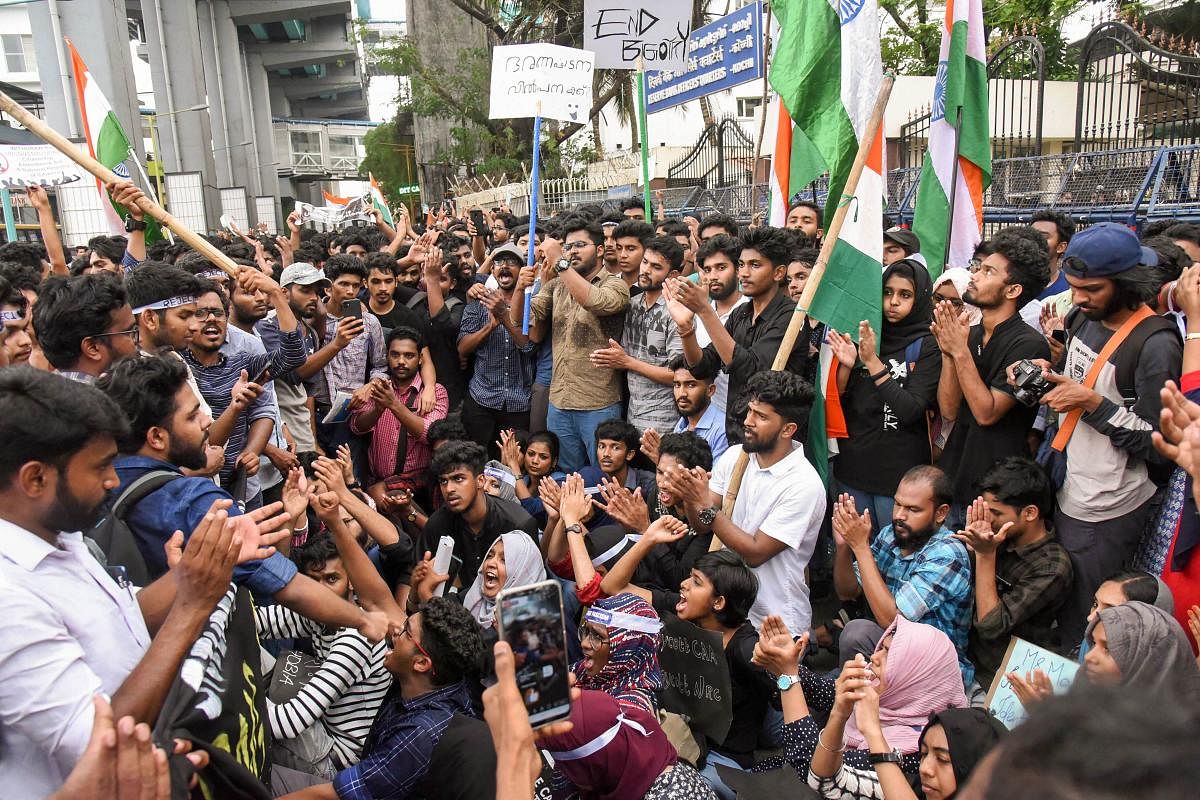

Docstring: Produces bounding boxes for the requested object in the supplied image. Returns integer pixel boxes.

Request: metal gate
[666,117,756,188]
[1074,20,1200,152]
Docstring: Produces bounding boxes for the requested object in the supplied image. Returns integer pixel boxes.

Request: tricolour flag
[368,173,394,226]
[769,0,885,480]
[911,0,990,277]
[323,190,351,207]
[66,39,166,243]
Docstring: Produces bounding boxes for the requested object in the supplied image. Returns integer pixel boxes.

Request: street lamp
[146,103,209,201]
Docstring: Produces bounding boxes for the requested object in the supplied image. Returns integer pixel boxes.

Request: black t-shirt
[939,314,1050,504]
[414,714,498,799]
[368,300,425,337]
[717,622,776,766]
[394,286,468,408]
[421,494,539,587]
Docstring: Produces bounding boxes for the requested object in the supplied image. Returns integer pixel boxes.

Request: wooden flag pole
[715,76,895,528]
[0,90,240,277]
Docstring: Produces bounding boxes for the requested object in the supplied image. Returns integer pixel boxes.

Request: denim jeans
[698,749,744,800]
[547,401,622,474]
[833,478,893,539]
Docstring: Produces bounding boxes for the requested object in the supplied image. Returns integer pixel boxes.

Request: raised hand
[751,615,807,677]
[831,493,871,550]
[539,475,562,515]
[498,429,523,475]
[1007,668,1053,709]
[825,329,858,367]
[559,473,592,526]
[643,514,688,546]
[599,481,650,533]
[930,300,971,359]
[662,278,695,329]
[954,496,1013,556]
[639,427,661,465]
[834,653,876,720]
[230,369,264,409]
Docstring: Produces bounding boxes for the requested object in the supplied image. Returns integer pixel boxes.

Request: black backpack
[87,470,179,586]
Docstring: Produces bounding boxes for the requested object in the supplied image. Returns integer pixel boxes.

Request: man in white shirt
[659,370,825,634]
[0,367,286,798]
[694,235,749,412]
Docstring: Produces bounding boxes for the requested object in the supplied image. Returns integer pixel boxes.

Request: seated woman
[500,429,564,528]
[540,689,717,800]
[753,615,966,793]
[574,592,664,716]
[1076,570,1171,660]
[1082,601,1200,702]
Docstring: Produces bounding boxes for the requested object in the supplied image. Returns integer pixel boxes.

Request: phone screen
[342,298,362,321]
[497,580,572,726]
[470,209,490,238]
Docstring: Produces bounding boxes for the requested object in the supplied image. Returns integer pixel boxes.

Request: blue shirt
[535,341,553,386]
[333,681,474,800]
[1037,269,1069,301]
[579,465,657,530]
[458,299,536,411]
[113,455,298,597]
[865,524,975,685]
[673,400,730,461]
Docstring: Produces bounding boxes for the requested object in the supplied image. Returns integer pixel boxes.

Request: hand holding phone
[496,580,572,726]
[342,298,362,321]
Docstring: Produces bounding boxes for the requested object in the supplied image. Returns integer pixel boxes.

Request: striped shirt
[183,323,306,483]
[255,604,391,769]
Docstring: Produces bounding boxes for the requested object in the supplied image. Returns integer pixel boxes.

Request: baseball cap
[280,262,331,287]
[883,226,921,255]
[1062,222,1158,278]
[490,243,525,264]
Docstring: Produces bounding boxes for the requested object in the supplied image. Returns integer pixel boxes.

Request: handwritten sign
[489,44,595,125]
[584,0,692,71]
[657,612,732,743]
[645,2,764,114]
[0,144,87,189]
[985,637,1079,729]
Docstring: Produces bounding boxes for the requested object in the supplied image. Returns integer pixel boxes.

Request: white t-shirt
[696,295,749,412]
[709,442,826,635]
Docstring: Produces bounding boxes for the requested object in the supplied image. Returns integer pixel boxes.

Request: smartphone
[1051,329,1066,344]
[431,536,455,597]
[497,580,572,726]
[251,366,272,385]
[469,208,490,238]
[342,298,362,321]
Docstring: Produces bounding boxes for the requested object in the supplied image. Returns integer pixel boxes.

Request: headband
[199,270,227,280]
[483,465,517,487]
[132,294,197,315]
[0,309,25,322]
[590,533,641,568]
[585,606,662,636]
[547,713,649,761]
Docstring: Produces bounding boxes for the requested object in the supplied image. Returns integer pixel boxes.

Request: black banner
[657,612,733,743]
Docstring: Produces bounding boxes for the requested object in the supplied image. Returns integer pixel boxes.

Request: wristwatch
[564,523,584,535]
[868,749,904,766]
[125,216,147,232]
[776,674,801,692]
[697,505,720,526]
[555,257,571,273]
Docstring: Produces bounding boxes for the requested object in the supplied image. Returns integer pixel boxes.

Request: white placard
[583,0,692,71]
[489,44,595,125]
[0,144,88,189]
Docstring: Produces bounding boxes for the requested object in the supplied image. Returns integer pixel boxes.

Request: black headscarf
[919,707,1007,797]
[880,258,934,353]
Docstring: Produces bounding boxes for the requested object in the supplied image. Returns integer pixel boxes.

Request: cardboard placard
[488,44,595,125]
[657,612,733,743]
[583,0,692,71]
[985,636,1079,729]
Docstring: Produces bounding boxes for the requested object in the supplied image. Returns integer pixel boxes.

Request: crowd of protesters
[2,178,1200,800]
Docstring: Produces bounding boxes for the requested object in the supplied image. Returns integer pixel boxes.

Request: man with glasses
[516,216,631,472]
[184,269,306,502]
[33,273,138,384]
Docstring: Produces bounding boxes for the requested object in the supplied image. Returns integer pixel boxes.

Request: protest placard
[583,0,692,71]
[985,636,1080,729]
[0,144,87,189]
[294,196,374,227]
[489,44,595,125]
[657,612,732,743]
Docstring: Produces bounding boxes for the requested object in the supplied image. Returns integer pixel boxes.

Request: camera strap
[1050,304,1155,453]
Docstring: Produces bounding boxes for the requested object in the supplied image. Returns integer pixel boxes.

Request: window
[290,130,321,156]
[736,97,763,119]
[328,135,362,159]
[1,34,36,73]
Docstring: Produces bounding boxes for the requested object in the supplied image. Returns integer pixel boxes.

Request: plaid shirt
[865,525,975,685]
[332,681,473,800]
[458,299,536,412]
[320,311,388,403]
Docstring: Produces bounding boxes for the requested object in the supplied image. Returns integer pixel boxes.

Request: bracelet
[816,731,846,754]
[347,481,362,490]
[867,367,890,381]
[677,324,695,338]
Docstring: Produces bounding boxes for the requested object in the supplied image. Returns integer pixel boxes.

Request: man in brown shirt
[514,216,630,472]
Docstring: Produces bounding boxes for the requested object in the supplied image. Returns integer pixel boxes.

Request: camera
[1011,359,1053,406]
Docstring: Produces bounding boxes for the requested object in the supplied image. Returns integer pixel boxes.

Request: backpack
[87,470,179,586]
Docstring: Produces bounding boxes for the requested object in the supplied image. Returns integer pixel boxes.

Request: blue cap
[1062,222,1158,278]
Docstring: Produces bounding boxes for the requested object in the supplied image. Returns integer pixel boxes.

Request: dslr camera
[1011,360,1053,406]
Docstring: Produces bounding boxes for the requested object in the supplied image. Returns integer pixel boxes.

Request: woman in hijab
[754,615,966,793]
[573,593,664,716]
[540,690,716,800]
[826,258,941,533]
[929,267,982,455]
[1082,601,1200,703]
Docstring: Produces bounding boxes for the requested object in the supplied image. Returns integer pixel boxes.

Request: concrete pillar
[140,0,221,229]
[198,0,253,191]
[246,50,280,217]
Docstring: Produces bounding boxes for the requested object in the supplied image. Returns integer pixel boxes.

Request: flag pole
[0,90,240,276]
[716,76,894,522]
[941,105,963,273]
[523,104,543,335]
[635,57,653,220]
[0,189,15,242]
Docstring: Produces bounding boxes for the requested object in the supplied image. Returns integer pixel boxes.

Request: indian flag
[369,173,394,226]
[769,0,884,480]
[67,39,165,242]
[323,190,351,207]
[912,0,990,277]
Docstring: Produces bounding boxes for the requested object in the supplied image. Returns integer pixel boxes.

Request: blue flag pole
[0,188,16,242]
[523,109,543,335]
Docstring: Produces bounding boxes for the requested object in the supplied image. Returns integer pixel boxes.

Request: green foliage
[361,121,417,206]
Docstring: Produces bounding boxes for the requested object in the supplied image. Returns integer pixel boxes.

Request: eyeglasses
[562,241,593,252]
[195,307,227,321]
[90,326,140,344]
[933,295,965,309]
[578,624,609,645]
[398,617,433,663]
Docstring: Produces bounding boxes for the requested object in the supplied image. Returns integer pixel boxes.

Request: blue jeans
[833,478,893,539]
[698,749,743,800]
[547,401,622,474]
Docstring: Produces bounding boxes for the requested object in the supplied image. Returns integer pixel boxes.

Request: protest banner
[657,612,732,743]
[645,2,764,115]
[985,637,1080,729]
[0,144,88,189]
[489,44,595,125]
[583,0,692,72]
[294,196,374,227]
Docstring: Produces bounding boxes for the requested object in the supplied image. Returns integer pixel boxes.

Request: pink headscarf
[933,267,983,326]
[842,616,967,753]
